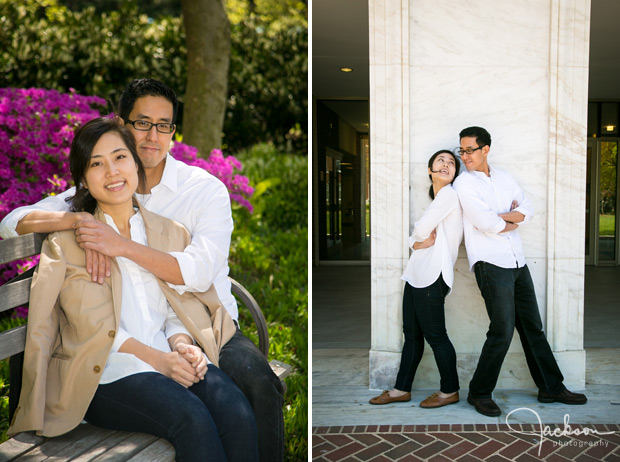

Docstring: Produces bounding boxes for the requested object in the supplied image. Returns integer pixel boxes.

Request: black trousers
[469,262,565,398]
[394,277,459,394]
[218,328,285,462]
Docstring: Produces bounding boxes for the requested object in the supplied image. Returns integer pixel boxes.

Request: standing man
[453,126,587,417]
[0,79,284,461]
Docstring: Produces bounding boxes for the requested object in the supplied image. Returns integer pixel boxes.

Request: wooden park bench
[0,232,291,461]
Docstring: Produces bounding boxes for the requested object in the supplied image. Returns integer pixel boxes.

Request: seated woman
[370,150,462,408]
[9,117,259,462]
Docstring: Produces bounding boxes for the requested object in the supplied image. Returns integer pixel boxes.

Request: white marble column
[545,0,591,387]
[368,0,411,389]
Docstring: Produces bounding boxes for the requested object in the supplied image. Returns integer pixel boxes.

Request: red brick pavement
[312,424,620,461]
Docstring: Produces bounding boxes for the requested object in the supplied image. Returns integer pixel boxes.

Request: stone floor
[311,264,620,461]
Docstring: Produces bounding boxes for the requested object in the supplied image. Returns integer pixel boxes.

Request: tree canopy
[0,0,307,154]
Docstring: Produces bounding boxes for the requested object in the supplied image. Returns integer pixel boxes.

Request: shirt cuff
[166,251,198,295]
[514,207,531,224]
[165,322,192,340]
[494,219,510,233]
[0,209,30,239]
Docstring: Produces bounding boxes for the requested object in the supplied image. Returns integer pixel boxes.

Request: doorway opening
[586,136,619,265]
[584,101,620,348]
[316,100,370,263]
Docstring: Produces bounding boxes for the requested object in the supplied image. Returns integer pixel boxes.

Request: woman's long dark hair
[66,118,146,214]
[427,149,460,199]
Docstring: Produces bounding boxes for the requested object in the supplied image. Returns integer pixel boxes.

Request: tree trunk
[181,0,230,157]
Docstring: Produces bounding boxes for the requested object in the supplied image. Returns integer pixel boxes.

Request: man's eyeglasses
[126,119,176,134]
[458,145,486,156]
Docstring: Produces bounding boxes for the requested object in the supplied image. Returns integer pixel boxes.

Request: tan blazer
[9,205,236,437]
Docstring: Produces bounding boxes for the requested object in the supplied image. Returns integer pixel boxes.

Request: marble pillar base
[369,349,586,391]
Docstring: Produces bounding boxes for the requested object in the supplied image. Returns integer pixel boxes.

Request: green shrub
[0,0,307,154]
[230,143,308,460]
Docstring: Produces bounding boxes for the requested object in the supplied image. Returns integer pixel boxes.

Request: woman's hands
[166,334,208,386]
[119,335,207,388]
[175,343,208,379]
[153,350,201,388]
[413,229,437,250]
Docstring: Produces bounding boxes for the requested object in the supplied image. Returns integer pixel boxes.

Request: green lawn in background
[600,214,616,236]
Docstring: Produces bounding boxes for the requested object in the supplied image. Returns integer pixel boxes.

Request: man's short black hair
[459,126,492,148]
[118,78,179,123]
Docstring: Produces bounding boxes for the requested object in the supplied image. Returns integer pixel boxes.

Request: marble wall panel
[410,68,550,165]
[409,0,551,68]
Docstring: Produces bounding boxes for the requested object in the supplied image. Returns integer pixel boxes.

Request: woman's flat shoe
[419,391,459,408]
[369,390,411,405]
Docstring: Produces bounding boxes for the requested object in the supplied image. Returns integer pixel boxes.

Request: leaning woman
[9,118,259,462]
[370,149,462,408]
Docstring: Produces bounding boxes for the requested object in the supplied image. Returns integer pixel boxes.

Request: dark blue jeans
[218,328,284,462]
[469,262,565,398]
[394,276,459,394]
[85,366,258,462]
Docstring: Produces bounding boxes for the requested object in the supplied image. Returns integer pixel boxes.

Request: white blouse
[401,185,463,292]
[99,210,193,384]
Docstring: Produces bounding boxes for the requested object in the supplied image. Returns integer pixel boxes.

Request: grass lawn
[600,214,616,236]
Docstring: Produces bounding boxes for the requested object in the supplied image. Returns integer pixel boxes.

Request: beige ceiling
[312,0,620,130]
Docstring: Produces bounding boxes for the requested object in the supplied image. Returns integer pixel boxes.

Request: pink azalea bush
[169,143,254,213]
[0,88,253,307]
[0,88,105,217]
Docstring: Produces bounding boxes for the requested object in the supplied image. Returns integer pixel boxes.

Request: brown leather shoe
[538,388,587,405]
[419,391,459,408]
[369,390,411,405]
[467,393,501,416]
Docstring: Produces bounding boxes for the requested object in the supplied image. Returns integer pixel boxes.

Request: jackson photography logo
[505,407,615,456]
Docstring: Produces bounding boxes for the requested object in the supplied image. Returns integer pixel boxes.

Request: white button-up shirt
[401,185,463,292]
[100,210,193,384]
[453,165,533,270]
[0,154,238,320]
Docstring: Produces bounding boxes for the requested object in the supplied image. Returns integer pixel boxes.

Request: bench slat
[11,423,98,461]
[0,327,26,361]
[69,428,144,462]
[0,279,31,315]
[42,425,118,462]
[126,438,175,462]
[89,432,159,462]
[270,359,293,380]
[0,234,45,265]
[0,431,45,461]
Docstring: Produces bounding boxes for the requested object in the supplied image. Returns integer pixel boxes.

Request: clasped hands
[158,342,208,388]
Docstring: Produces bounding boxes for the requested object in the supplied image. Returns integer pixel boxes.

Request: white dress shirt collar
[152,154,178,194]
